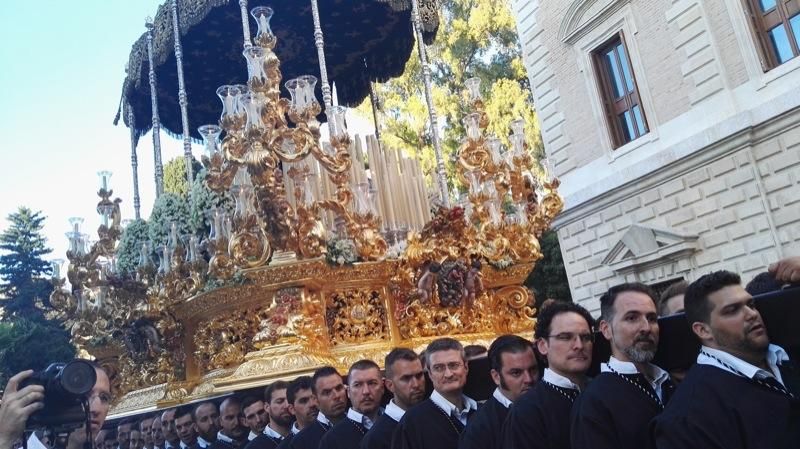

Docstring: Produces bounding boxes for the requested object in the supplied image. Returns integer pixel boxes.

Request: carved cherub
[416,261,442,303]
[462,260,484,307]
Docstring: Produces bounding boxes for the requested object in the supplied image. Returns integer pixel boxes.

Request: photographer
[0,363,111,449]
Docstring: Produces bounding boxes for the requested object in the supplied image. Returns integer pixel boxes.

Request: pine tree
[0,207,53,319]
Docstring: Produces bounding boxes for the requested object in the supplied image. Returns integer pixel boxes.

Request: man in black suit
[393,338,477,449]
[652,270,800,448]
[361,348,426,449]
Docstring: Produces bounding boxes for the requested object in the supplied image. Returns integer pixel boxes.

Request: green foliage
[525,231,572,304]
[0,207,53,319]
[189,169,235,237]
[163,157,203,197]
[148,193,192,248]
[0,317,76,387]
[116,219,150,276]
[358,0,541,192]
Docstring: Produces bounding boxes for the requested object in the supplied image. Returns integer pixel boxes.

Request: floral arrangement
[385,239,408,260]
[325,237,359,266]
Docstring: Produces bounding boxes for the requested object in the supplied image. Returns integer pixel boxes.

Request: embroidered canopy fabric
[116,0,439,145]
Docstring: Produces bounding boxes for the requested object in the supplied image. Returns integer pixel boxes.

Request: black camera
[21,360,97,433]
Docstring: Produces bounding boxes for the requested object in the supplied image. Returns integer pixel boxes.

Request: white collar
[263,424,284,440]
[179,442,192,449]
[346,407,381,430]
[430,390,477,425]
[698,344,789,385]
[491,388,513,408]
[216,432,234,444]
[197,437,211,448]
[317,412,332,427]
[602,356,670,399]
[543,368,582,391]
[290,422,300,435]
[27,434,48,449]
[384,399,406,422]
[247,431,258,441]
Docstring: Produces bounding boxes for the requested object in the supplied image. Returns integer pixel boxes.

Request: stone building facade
[512,0,800,315]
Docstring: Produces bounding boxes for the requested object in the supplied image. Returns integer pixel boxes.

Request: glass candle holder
[329,105,348,138]
[198,124,222,157]
[243,46,268,86]
[97,171,112,191]
[510,118,525,156]
[464,113,482,140]
[251,6,275,47]
[487,136,503,165]
[465,77,482,102]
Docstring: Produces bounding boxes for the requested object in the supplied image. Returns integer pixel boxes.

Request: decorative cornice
[602,224,699,275]
[559,0,632,44]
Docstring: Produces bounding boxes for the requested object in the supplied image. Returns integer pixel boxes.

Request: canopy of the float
[114,0,439,144]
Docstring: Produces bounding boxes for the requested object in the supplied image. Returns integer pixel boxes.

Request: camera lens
[59,360,96,396]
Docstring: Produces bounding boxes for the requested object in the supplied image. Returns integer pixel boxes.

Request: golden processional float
[47,0,562,417]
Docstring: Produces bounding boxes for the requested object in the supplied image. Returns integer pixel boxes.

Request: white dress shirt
[247,432,258,442]
[491,387,513,408]
[601,356,671,401]
[698,344,789,385]
[317,411,332,427]
[27,434,47,449]
[290,422,300,435]
[216,432,234,444]
[430,390,478,426]
[197,437,211,449]
[384,399,406,423]
[543,368,582,391]
[262,424,285,440]
[346,407,382,430]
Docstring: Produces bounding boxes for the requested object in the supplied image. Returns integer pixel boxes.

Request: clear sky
[0,1,184,261]
[0,1,375,263]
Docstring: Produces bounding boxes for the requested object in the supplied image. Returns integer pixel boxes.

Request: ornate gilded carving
[325,289,389,345]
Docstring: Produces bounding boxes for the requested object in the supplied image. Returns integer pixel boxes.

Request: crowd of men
[1,257,799,449]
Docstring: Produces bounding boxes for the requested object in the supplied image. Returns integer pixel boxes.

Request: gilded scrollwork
[325,289,389,345]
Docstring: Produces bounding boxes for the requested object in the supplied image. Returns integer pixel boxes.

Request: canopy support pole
[146,16,165,198]
[411,0,449,207]
[171,0,195,192]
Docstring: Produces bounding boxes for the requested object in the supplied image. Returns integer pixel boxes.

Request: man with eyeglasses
[571,283,675,449]
[0,362,111,449]
[502,302,594,449]
[460,335,538,449]
[319,360,385,449]
[393,338,477,449]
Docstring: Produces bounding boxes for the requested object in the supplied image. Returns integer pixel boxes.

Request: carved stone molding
[602,224,700,275]
[559,0,632,44]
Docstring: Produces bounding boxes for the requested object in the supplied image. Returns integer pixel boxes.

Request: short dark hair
[241,395,263,411]
[311,366,341,394]
[745,272,783,296]
[175,405,194,421]
[347,359,381,384]
[534,301,595,340]
[264,380,290,404]
[220,395,241,410]
[599,282,657,322]
[192,401,217,421]
[685,270,742,325]
[464,345,488,359]
[658,280,687,316]
[488,335,533,371]
[384,348,419,379]
[425,337,465,368]
[287,376,313,404]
